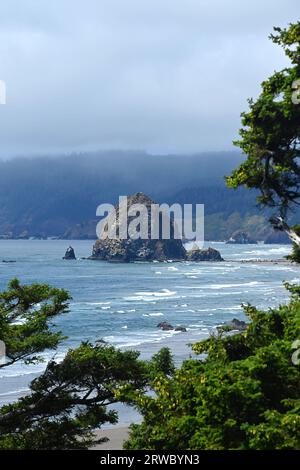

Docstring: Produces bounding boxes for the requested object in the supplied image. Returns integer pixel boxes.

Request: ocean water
[0,240,298,422]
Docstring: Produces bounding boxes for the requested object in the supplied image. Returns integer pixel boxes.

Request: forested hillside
[0,151,292,241]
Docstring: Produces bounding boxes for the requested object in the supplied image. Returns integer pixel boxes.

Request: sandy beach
[91,427,130,450]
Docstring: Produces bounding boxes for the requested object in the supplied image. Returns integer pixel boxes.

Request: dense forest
[0,151,292,241]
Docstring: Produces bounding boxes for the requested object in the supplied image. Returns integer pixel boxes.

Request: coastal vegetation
[227,22,300,260]
[0,152,291,243]
[124,282,300,450]
[0,278,299,449]
[0,279,169,449]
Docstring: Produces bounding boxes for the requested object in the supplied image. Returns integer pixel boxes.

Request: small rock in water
[186,246,223,261]
[174,325,187,332]
[157,321,174,331]
[63,246,76,260]
[157,321,187,332]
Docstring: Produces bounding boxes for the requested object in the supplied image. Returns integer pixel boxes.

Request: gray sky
[0,0,297,157]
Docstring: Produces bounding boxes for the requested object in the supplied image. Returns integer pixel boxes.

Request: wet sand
[91,427,130,450]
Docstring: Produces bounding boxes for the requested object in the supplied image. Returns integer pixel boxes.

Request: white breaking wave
[0,387,29,397]
[124,289,176,302]
[0,350,66,379]
[104,328,182,349]
[83,301,111,306]
[244,247,290,256]
[143,312,164,317]
[135,289,176,297]
[196,306,242,312]
[289,278,300,283]
[179,281,259,290]
[207,281,259,289]
[124,296,157,302]
[183,271,202,276]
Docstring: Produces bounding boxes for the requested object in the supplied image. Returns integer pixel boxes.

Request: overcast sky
[0,0,297,157]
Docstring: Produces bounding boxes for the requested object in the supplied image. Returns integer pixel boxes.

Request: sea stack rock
[63,246,76,260]
[90,192,187,262]
[226,230,257,244]
[186,245,224,261]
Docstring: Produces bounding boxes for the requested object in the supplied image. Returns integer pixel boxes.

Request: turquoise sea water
[0,240,298,423]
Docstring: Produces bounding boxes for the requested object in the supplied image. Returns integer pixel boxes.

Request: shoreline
[1,258,295,266]
[91,427,130,450]
[224,258,294,265]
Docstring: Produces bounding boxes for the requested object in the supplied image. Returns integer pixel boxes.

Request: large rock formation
[90,193,186,262]
[90,193,224,263]
[226,230,257,244]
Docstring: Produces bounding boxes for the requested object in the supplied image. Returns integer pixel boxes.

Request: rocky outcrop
[157,321,187,332]
[90,192,225,263]
[63,246,76,260]
[157,321,174,331]
[226,230,257,244]
[90,193,186,262]
[174,325,187,332]
[186,245,224,261]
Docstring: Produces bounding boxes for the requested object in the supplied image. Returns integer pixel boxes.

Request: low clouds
[0,0,297,157]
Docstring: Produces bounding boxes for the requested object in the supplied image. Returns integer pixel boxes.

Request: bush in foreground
[0,279,175,449]
[0,279,147,449]
[124,283,300,450]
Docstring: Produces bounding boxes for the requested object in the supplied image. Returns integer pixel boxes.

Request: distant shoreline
[2,258,295,265]
[0,237,292,244]
[224,258,294,265]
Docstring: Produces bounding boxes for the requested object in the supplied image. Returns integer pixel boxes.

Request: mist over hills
[0,151,290,242]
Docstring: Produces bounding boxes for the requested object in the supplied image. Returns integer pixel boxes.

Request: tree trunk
[271,217,300,245]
